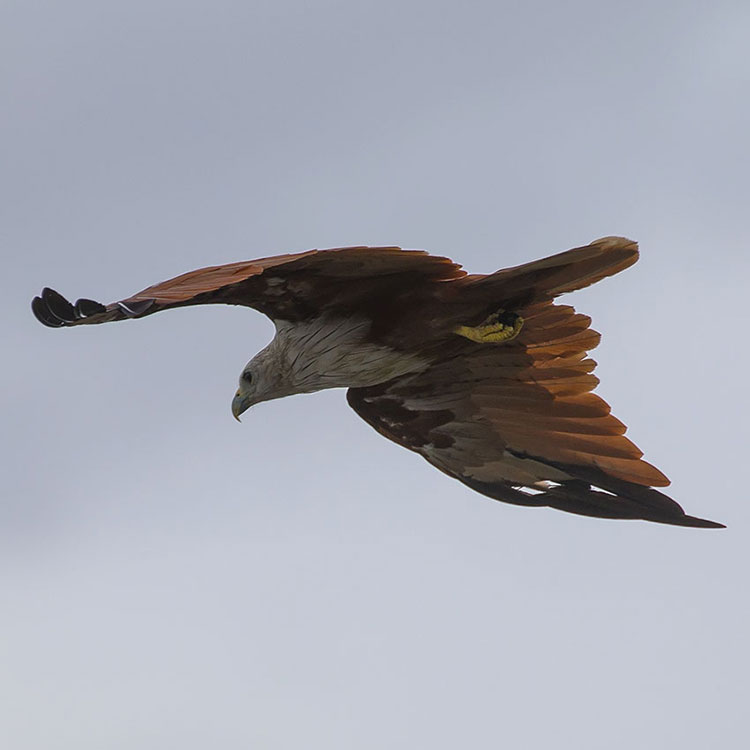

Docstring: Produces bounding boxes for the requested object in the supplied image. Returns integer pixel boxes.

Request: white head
[231,343,291,420]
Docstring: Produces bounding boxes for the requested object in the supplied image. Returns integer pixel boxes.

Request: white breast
[273,317,430,392]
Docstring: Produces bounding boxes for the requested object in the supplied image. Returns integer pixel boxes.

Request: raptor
[32,237,723,528]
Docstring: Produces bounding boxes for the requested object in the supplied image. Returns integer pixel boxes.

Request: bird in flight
[32,237,722,528]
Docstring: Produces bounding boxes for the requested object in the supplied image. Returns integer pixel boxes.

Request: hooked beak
[231,390,252,422]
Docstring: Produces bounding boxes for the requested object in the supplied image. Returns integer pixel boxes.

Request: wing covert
[32,246,465,328]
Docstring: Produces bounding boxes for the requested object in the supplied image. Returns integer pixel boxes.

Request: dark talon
[497,310,521,327]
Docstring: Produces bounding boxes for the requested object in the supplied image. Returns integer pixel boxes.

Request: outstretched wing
[32,246,466,328]
[348,301,723,528]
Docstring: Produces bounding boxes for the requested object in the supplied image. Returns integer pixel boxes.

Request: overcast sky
[3,1,749,748]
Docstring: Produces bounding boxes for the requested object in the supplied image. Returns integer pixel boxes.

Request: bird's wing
[32,246,465,328]
[348,301,723,528]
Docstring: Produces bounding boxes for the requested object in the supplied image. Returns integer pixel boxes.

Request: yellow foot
[454,310,524,344]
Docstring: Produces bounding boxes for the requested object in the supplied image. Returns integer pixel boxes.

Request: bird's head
[231,346,287,421]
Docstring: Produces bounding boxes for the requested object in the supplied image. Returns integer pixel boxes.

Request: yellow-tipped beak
[231,390,251,422]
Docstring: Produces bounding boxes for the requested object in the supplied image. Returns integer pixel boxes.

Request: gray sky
[3,0,749,747]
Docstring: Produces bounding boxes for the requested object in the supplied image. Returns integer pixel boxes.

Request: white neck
[268,317,429,393]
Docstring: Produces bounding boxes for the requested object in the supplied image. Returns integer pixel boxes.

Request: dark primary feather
[32,246,465,328]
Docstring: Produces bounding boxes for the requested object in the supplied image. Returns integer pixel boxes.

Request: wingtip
[661,512,726,529]
[32,288,109,327]
[589,236,639,254]
[588,236,640,270]
[41,287,77,322]
[681,516,726,529]
[32,292,66,327]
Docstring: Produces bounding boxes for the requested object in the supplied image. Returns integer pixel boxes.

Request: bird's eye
[241,370,253,384]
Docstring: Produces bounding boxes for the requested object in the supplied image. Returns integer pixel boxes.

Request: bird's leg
[453,309,524,344]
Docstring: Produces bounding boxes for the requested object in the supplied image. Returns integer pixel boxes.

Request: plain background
[3,1,749,747]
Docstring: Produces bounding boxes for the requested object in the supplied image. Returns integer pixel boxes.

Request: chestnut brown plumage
[32,237,723,528]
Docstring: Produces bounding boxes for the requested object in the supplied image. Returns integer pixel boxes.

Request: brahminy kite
[32,237,723,528]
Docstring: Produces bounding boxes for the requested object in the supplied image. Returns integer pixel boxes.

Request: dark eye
[241,370,253,384]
